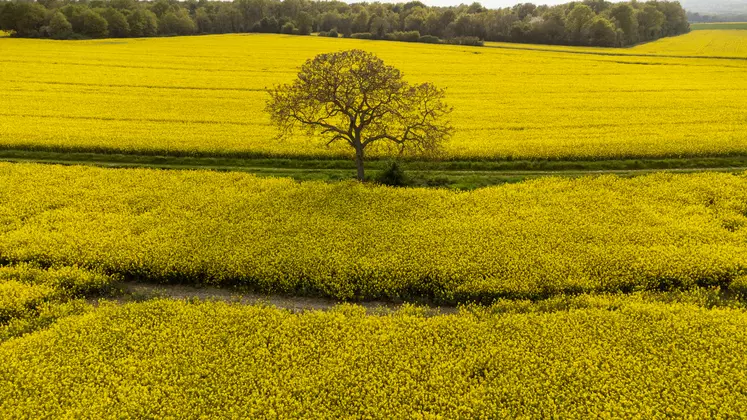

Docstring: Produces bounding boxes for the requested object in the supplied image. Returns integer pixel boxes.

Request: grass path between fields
[3,149,747,188]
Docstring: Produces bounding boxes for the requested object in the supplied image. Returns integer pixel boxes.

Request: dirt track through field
[114,282,459,314]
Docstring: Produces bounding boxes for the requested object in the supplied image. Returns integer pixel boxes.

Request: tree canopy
[266,50,452,181]
[0,0,689,47]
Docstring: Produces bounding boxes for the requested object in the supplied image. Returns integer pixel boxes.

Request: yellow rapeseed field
[3,29,747,418]
[488,29,747,58]
[1,31,746,160]
[1,163,745,302]
[634,30,747,57]
[1,298,746,417]
[0,263,115,340]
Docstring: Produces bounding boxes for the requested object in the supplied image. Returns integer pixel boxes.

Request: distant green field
[691,22,747,30]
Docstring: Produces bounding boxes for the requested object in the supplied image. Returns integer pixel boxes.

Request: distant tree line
[687,11,747,23]
[0,0,689,47]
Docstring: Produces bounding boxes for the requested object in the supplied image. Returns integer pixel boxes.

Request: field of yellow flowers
[1,162,746,302]
[2,28,747,416]
[1,297,746,417]
[488,29,747,58]
[632,29,747,57]
[0,263,116,341]
[1,31,746,161]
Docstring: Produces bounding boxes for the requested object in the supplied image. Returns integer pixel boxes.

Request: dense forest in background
[0,0,689,47]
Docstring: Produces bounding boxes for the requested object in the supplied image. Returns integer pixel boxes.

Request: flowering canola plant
[1,163,746,302]
[0,263,116,340]
[0,31,746,160]
[0,298,745,418]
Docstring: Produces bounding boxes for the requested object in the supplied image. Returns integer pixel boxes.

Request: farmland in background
[691,22,747,30]
[1,31,746,163]
[2,26,747,417]
[632,29,747,56]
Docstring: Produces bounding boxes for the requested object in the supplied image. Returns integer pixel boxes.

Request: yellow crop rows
[488,29,747,58]
[1,163,745,301]
[1,31,746,160]
[0,263,115,340]
[634,30,747,57]
[2,298,746,417]
[2,28,747,418]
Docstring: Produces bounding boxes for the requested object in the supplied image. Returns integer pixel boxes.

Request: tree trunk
[355,147,365,181]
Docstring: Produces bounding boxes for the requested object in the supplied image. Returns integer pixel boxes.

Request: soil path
[115,282,459,314]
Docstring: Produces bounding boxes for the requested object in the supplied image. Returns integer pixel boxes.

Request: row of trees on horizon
[687,11,747,22]
[0,0,689,47]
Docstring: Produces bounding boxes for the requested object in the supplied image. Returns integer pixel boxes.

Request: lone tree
[266,49,452,181]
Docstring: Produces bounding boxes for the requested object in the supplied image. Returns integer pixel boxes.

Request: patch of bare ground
[105,282,458,315]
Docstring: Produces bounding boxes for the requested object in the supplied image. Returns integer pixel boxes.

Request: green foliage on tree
[588,16,617,47]
[127,9,158,37]
[159,9,196,36]
[296,11,312,35]
[60,4,88,35]
[610,4,638,44]
[266,50,453,181]
[637,5,667,41]
[46,11,73,39]
[0,2,46,37]
[0,0,690,47]
[98,8,129,38]
[80,9,108,38]
[280,22,295,34]
[566,4,595,45]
